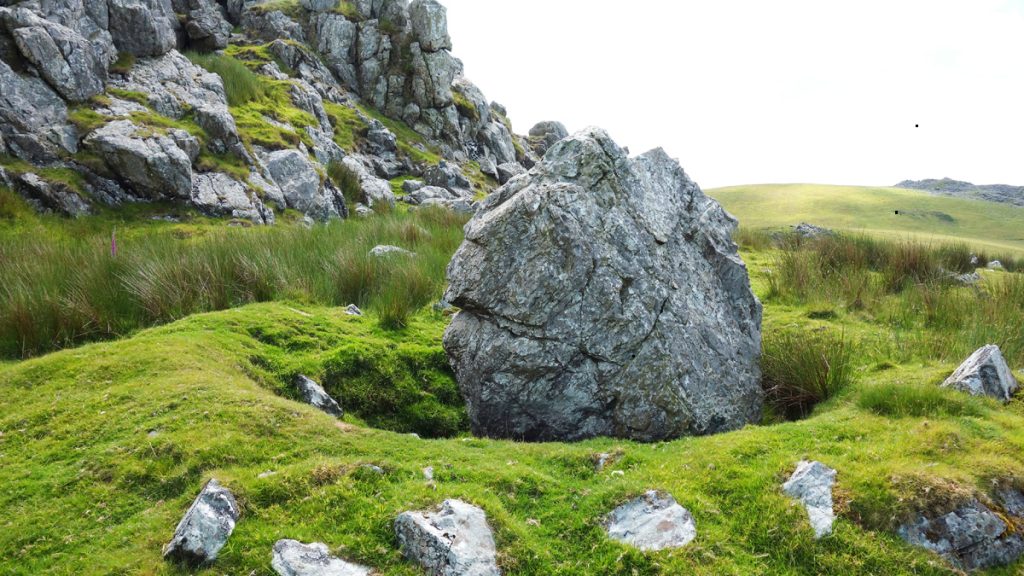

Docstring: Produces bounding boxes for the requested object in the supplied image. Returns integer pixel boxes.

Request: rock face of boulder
[443,127,763,441]
[163,479,240,566]
[782,460,836,539]
[898,497,1024,571]
[604,491,696,551]
[293,374,343,417]
[395,499,501,576]
[271,539,371,576]
[528,121,568,157]
[941,345,1018,402]
[84,119,193,200]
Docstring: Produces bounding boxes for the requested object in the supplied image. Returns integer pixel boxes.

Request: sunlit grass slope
[708,184,1024,255]
[4,264,1024,574]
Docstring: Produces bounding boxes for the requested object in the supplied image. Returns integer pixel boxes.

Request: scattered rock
[402,179,425,193]
[163,479,240,566]
[271,539,372,576]
[369,245,416,258]
[395,499,501,576]
[604,491,696,551]
[422,466,434,481]
[988,260,1004,270]
[423,161,471,194]
[443,127,763,441]
[0,57,75,163]
[898,499,1024,571]
[941,344,1019,402]
[792,222,834,239]
[361,464,385,475]
[294,374,343,418]
[527,121,568,157]
[403,184,456,205]
[782,460,837,539]
[344,304,363,316]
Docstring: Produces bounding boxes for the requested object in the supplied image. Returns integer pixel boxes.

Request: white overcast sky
[443,0,1024,189]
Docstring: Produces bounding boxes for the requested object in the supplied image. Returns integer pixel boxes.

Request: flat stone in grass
[782,460,837,539]
[294,374,343,417]
[369,245,416,258]
[604,491,696,551]
[272,539,372,576]
[395,499,500,576]
[163,479,239,566]
[941,345,1019,402]
[898,497,1024,571]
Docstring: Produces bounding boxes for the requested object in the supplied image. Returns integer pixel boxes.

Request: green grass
[186,52,268,107]
[709,184,1024,256]
[0,207,467,358]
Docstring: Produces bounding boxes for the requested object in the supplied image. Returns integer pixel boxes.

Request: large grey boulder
[271,539,371,576]
[242,8,305,43]
[781,460,836,539]
[898,499,1024,571]
[604,491,697,551]
[527,121,568,157]
[941,345,1018,402]
[14,172,90,216]
[185,0,232,51]
[0,57,75,162]
[293,374,343,417]
[84,120,193,200]
[443,128,763,441]
[1,7,107,101]
[409,0,451,52]
[423,161,470,194]
[263,149,343,219]
[395,499,501,576]
[107,0,178,57]
[191,172,273,224]
[495,162,526,185]
[163,479,240,566]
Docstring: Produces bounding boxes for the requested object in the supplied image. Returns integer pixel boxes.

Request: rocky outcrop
[0,58,75,163]
[443,128,763,441]
[782,460,836,539]
[941,345,1019,402]
[897,178,1024,208]
[191,172,273,223]
[604,491,697,551]
[527,121,567,157]
[395,499,501,576]
[84,120,193,200]
[107,0,178,57]
[792,222,834,239]
[293,374,343,417]
[163,479,240,566]
[271,539,371,576]
[263,149,347,220]
[898,495,1024,571]
[13,172,90,216]
[184,0,232,51]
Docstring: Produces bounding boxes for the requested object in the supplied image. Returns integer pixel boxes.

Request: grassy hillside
[708,184,1024,256]
[4,233,1024,574]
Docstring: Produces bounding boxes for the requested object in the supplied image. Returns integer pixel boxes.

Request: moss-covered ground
[3,225,1024,574]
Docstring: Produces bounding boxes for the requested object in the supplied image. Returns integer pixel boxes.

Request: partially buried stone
[163,479,239,566]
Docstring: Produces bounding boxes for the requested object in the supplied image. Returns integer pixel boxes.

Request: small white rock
[271,539,371,576]
[604,491,696,551]
[782,460,837,539]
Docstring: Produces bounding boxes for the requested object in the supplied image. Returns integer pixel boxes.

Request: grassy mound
[708,183,1024,256]
[4,230,1024,573]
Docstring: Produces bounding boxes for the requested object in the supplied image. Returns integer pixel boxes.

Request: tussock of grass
[858,382,990,419]
[186,51,267,106]
[327,159,361,205]
[0,207,468,358]
[761,328,853,420]
[324,101,368,151]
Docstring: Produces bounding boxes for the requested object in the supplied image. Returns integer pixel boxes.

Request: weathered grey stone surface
[163,479,240,566]
[988,260,1004,270]
[191,172,273,223]
[241,8,305,42]
[107,0,177,56]
[496,162,525,184]
[1,7,108,101]
[604,491,696,551]
[85,120,193,200]
[272,539,371,576]
[782,460,836,539]
[792,222,834,239]
[941,345,1018,402]
[395,499,501,576]
[527,120,567,157]
[423,160,470,193]
[264,149,345,220]
[342,156,395,209]
[402,184,455,205]
[0,57,74,162]
[443,127,763,441]
[14,172,90,216]
[898,500,1024,571]
[409,0,450,52]
[185,0,232,51]
[299,0,337,11]
[293,374,343,417]
[369,244,415,258]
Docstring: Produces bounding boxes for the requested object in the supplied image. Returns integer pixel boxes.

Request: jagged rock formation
[897,178,1024,208]
[941,345,1019,402]
[395,499,501,576]
[0,0,533,221]
[443,127,763,442]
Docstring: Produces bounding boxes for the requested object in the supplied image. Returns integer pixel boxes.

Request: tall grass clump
[186,52,266,106]
[327,160,362,205]
[0,207,468,358]
[761,329,853,420]
[857,382,989,419]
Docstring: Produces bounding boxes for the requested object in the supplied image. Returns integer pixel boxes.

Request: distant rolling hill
[896,178,1024,207]
[707,183,1024,255]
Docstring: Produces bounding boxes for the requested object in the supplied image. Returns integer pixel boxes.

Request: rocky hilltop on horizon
[896,177,1024,208]
[0,0,557,222]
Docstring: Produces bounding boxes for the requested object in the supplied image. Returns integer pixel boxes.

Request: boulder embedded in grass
[782,460,837,538]
[395,499,500,576]
[163,479,239,566]
[294,374,343,417]
[271,539,371,576]
[898,499,1024,571]
[604,491,697,551]
[941,345,1018,402]
[369,245,416,258]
